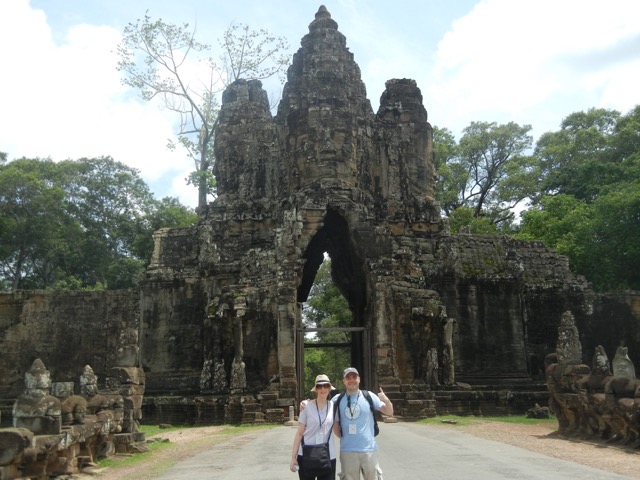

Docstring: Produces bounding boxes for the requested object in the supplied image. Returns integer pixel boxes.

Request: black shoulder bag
[300,401,333,477]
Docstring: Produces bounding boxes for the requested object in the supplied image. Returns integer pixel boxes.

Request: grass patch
[96,440,173,468]
[94,423,275,470]
[139,424,190,436]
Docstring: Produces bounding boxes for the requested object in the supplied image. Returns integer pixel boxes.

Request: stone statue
[213,359,228,392]
[61,395,88,426]
[612,346,636,378]
[556,311,582,365]
[591,345,612,376]
[12,359,62,435]
[426,347,439,386]
[230,309,247,393]
[80,364,99,397]
[442,318,456,385]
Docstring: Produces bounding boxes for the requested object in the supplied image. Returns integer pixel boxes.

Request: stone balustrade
[0,359,147,479]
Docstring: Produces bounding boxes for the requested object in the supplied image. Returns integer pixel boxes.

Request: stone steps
[378,384,437,420]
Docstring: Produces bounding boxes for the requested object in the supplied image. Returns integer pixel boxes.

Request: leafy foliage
[0,157,196,291]
[433,122,538,231]
[117,12,219,208]
[534,108,622,201]
[518,106,640,291]
[220,22,290,85]
[435,105,640,291]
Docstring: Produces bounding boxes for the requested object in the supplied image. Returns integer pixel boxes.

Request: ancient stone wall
[0,290,139,400]
[137,6,639,413]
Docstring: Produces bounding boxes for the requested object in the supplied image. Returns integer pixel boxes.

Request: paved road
[155,422,638,479]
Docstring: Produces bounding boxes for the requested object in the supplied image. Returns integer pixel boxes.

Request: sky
[1,0,640,208]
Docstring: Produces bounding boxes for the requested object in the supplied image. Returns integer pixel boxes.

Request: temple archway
[295,209,372,399]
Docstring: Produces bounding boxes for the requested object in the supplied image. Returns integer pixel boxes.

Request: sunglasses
[315,384,331,389]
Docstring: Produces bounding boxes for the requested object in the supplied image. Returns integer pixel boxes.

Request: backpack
[334,390,379,437]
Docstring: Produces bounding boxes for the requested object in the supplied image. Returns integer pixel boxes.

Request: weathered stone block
[14,416,61,436]
[106,367,146,386]
[123,395,143,412]
[0,428,32,466]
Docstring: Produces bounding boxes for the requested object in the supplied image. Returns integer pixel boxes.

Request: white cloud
[425,0,640,137]
[0,0,196,207]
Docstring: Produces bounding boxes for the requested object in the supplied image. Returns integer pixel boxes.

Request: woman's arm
[290,422,305,472]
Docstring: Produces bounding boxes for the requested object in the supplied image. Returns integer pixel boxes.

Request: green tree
[132,196,198,261]
[117,12,290,209]
[447,206,497,235]
[0,158,73,290]
[458,121,537,224]
[219,21,290,85]
[433,122,539,231]
[535,108,621,201]
[518,106,640,291]
[0,156,196,291]
[517,194,592,270]
[433,126,465,217]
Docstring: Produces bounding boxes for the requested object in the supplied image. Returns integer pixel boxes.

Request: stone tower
[140,6,591,408]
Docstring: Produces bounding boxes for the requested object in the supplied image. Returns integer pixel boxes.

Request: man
[332,367,393,480]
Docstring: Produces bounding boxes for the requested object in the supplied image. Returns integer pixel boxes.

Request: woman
[290,374,337,479]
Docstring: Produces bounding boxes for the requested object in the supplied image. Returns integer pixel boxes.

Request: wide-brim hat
[310,374,334,392]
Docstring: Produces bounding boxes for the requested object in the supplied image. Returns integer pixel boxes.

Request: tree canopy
[433,106,640,291]
[0,156,196,291]
[516,106,640,291]
[434,121,538,232]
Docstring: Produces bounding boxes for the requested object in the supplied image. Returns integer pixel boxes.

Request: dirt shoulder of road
[74,425,241,480]
[430,419,640,478]
[74,420,640,479]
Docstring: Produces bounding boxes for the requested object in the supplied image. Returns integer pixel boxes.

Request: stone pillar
[277,298,297,398]
[442,318,456,385]
[229,295,247,394]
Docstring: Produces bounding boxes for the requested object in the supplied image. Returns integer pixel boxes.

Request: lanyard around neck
[347,392,360,417]
[316,400,328,426]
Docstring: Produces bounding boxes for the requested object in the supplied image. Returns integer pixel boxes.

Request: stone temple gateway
[3,7,639,427]
[139,6,593,415]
